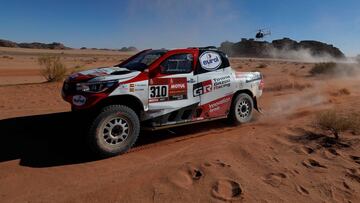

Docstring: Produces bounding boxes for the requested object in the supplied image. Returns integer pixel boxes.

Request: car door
[145,52,200,126]
[195,50,234,118]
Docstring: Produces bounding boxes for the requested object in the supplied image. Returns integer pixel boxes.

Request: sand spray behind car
[259,53,360,121]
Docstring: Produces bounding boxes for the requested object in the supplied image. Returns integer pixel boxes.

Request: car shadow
[0,112,229,168]
[0,112,94,167]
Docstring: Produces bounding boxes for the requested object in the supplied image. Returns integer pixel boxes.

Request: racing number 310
[149,85,168,98]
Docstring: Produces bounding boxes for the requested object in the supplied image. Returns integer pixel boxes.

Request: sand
[0,48,360,202]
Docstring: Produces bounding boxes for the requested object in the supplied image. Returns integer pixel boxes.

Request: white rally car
[62,47,264,156]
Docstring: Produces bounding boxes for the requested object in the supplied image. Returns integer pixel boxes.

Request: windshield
[117,50,167,71]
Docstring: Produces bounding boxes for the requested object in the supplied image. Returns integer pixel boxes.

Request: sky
[0,0,360,56]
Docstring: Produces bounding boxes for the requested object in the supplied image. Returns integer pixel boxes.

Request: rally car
[62,47,264,156]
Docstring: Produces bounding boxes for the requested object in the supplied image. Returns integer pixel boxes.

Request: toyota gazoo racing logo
[193,80,212,97]
[72,95,87,106]
[199,51,222,71]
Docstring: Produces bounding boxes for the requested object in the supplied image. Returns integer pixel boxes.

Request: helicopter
[255,28,271,40]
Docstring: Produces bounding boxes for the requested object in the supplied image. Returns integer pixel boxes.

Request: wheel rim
[102,117,130,145]
[236,98,251,120]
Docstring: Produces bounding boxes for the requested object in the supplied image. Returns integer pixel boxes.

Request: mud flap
[254,97,263,114]
[255,106,263,114]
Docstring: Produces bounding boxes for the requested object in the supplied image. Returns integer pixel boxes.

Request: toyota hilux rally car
[62,47,264,157]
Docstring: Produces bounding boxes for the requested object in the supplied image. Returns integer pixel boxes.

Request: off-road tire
[88,105,140,157]
[227,93,254,125]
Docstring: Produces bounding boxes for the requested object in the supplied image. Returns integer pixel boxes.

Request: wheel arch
[94,94,144,116]
[231,89,259,112]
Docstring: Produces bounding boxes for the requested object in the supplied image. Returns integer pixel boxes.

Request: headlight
[76,80,118,93]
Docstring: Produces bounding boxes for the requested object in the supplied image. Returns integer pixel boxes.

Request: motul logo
[171,84,185,89]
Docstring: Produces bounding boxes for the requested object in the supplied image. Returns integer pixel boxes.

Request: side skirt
[141,116,227,131]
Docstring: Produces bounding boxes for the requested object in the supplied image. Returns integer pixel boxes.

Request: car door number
[149,85,168,98]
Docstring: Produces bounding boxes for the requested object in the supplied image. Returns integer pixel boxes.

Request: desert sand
[0,48,360,202]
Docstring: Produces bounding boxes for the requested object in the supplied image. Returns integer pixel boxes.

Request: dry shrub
[2,55,13,59]
[289,72,297,77]
[314,110,360,139]
[310,62,359,76]
[256,63,267,69]
[310,62,337,75]
[85,57,98,64]
[352,113,360,135]
[38,55,67,82]
[337,88,350,96]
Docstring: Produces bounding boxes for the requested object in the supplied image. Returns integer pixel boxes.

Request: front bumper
[62,82,109,110]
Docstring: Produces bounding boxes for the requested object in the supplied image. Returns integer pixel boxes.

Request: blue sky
[0,0,359,55]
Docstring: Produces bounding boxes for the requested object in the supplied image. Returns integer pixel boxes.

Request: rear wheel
[228,93,254,125]
[88,105,140,157]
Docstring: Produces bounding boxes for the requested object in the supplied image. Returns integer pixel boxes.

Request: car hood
[67,67,141,83]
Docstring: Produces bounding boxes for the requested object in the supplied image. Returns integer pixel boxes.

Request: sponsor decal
[193,80,212,97]
[129,83,135,92]
[235,72,262,83]
[72,95,86,106]
[208,96,231,113]
[171,83,186,89]
[119,84,128,89]
[213,75,231,90]
[168,78,187,101]
[235,72,247,79]
[197,95,233,118]
[135,83,147,87]
[199,51,222,71]
[187,78,196,84]
[149,85,168,101]
[193,76,231,96]
[134,83,146,92]
[149,78,187,102]
[121,83,146,93]
[246,75,262,83]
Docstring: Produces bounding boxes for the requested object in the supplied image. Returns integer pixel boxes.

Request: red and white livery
[62,47,264,156]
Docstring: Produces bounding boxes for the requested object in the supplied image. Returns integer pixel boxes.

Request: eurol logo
[199,51,222,71]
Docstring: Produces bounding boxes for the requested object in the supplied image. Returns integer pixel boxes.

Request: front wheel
[227,93,254,125]
[88,105,140,157]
